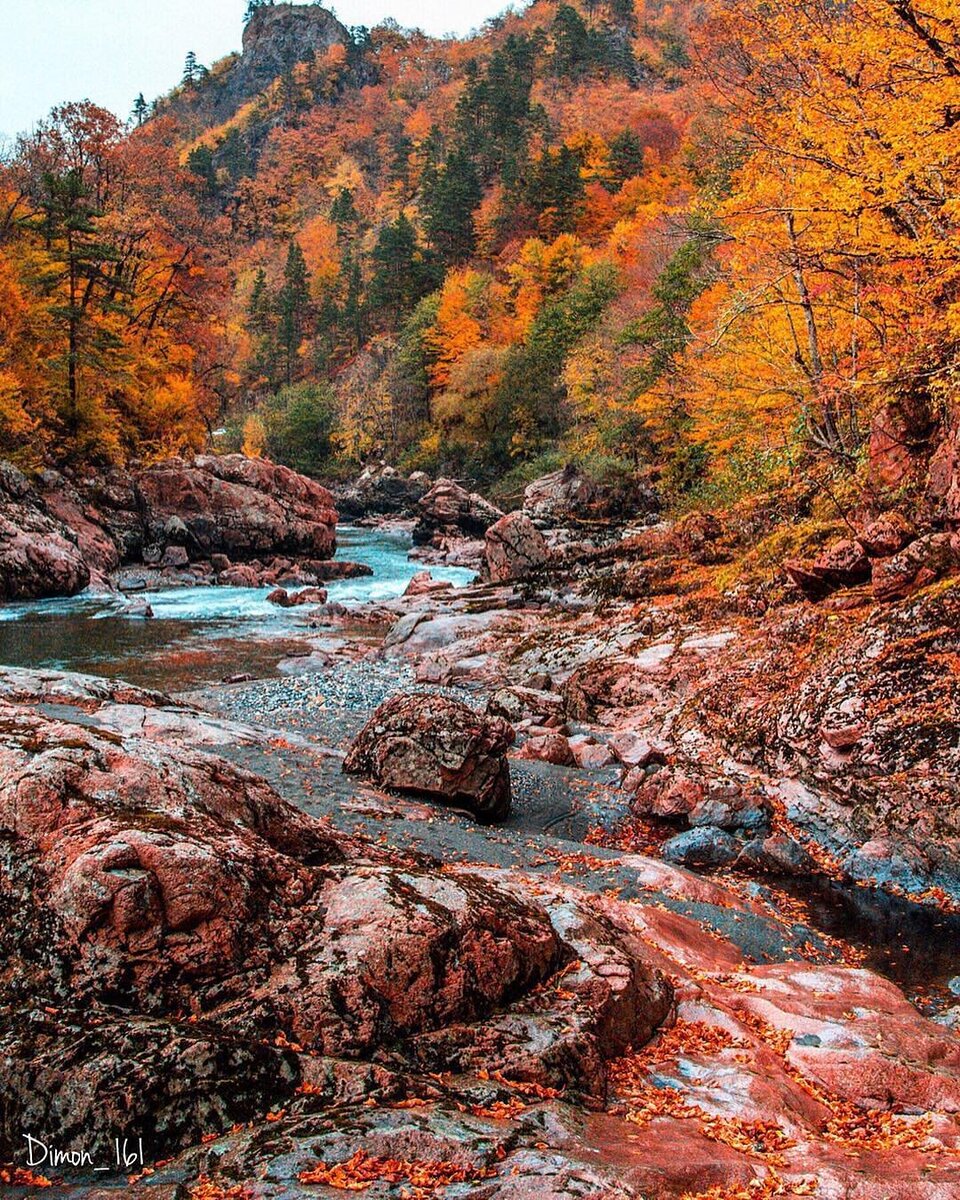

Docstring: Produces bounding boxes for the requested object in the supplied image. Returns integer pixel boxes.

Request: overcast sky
[0,0,511,144]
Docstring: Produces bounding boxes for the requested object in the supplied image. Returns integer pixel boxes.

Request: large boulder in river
[336,465,430,519]
[8,455,341,596]
[37,469,121,576]
[344,692,514,822]
[412,479,503,545]
[0,462,90,600]
[135,455,338,562]
[483,511,550,583]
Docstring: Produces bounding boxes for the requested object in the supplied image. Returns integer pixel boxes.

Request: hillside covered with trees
[5,4,960,1195]
[1,0,957,513]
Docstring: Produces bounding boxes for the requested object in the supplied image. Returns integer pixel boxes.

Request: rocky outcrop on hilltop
[0,455,340,600]
[237,4,348,98]
[166,3,350,129]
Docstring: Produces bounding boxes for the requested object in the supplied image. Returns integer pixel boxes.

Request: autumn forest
[2,0,955,506]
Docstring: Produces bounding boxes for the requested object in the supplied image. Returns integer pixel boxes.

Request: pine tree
[550,6,592,79]
[525,145,585,237]
[36,167,124,443]
[330,188,361,240]
[182,51,199,87]
[277,241,311,384]
[220,128,250,183]
[609,130,645,186]
[369,215,440,322]
[423,148,482,265]
[187,146,217,198]
[244,0,272,24]
[132,94,149,126]
[248,268,278,384]
[621,229,719,396]
[341,251,366,352]
[249,269,272,334]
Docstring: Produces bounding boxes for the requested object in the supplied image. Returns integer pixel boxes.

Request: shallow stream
[0,526,472,690]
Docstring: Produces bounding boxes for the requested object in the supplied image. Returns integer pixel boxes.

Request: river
[0,526,473,692]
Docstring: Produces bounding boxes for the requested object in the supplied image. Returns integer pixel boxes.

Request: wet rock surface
[0,462,90,600]
[0,668,670,1177]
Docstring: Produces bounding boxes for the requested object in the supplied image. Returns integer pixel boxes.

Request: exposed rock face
[484,511,551,583]
[344,692,514,822]
[413,479,504,545]
[857,512,915,558]
[775,586,960,893]
[523,464,660,526]
[868,400,928,492]
[0,455,340,600]
[184,3,350,127]
[785,538,872,599]
[928,424,960,522]
[785,526,960,604]
[515,732,576,766]
[0,668,672,1167]
[524,466,599,523]
[662,826,741,868]
[37,470,121,576]
[0,462,90,600]
[871,531,960,601]
[136,455,337,562]
[240,4,348,87]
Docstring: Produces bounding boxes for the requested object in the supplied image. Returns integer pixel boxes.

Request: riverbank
[1,660,958,1199]
[3,465,960,1197]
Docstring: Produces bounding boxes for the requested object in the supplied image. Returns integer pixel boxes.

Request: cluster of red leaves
[585,815,668,856]
[538,845,617,874]
[735,1010,794,1058]
[690,970,762,994]
[295,1080,325,1096]
[738,1007,949,1155]
[465,1097,528,1120]
[611,1025,795,1163]
[822,1108,940,1153]
[619,1019,743,1069]
[622,1081,795,1163]
[478,1068,565,1100]
[681,1171,818,1199]
[297,1149,495,1194]
[0,1167,53,1188]
[190,1179,254,1200]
